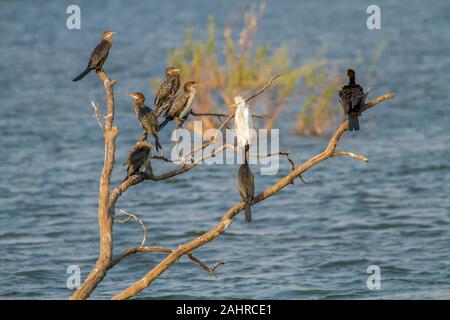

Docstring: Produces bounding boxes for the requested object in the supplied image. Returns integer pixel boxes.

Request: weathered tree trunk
[70,71,118,300]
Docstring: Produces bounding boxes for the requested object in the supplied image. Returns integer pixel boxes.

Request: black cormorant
[73,31,117,81]
[154,67,181,116]
[127,92,162,151]
[339,69,365,131]
[236,145,255,223]
[159,81,200,129]
[123,141,152,182]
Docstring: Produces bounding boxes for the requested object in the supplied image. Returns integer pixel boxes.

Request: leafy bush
[151,3,385,136]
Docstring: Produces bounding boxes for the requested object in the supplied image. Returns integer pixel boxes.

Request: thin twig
[111,246,173,268]
[251,151,295,170]
[116,209,148,247]
[91,101,104,132]
[218,73,283,125]
[111,246,224,278]
[70,70,118,300]
[191,110,267,119]
[187,253,225,278]
[333,151,369,162]
[243,73,282,104]
[180,143,236,165]
[252,151,312,184]
[151,155,173,163]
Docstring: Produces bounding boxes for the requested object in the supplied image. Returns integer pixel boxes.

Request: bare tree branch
[191,110,268,119]
[111,246,172,268]
[116,209,148,247]
[112,92,395,300]
[252,151,312,185]
[333,151,369,162]
[187,254,225,278]
[69,71,118,300]
[243,73,282,104]
[111,246,224,278]
[91,101,104,132]
[151,155,173,163]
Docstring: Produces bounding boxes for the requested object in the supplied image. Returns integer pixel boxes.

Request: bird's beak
[126,93,134,98]
[193,83,202,87]
[108,32,117,37]
[173,68,181,72]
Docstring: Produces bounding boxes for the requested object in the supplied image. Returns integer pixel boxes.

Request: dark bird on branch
[154,67,181,116]
[123,141,152,182]
[73,31,117,81]
[127,92,162,151]
[339,69,365,131]
[159,81,200,129]
[236,145,255,223]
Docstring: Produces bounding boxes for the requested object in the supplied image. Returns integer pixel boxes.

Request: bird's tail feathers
[354,116,360,131]
[159,118,170,129]
[73,67,92,81]
[244,202,252,223]
[348,116,354,131]
[348,113,360,132]
[154,134,162,151]
[154,105,163,117]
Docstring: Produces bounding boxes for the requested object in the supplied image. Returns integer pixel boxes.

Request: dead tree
[69,70,395,300]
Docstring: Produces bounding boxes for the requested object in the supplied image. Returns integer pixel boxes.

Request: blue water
[0,0,449,299]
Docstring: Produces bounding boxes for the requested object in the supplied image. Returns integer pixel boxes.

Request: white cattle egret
[234,95,254,150]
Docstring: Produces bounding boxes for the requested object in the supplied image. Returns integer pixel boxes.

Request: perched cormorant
[339,69,365,131]
[123,141,152,182]
[154,67,181,116]
[236,145,255,223]
[73,31,117,81]
[127,92,162,151]
[159,81,200,129]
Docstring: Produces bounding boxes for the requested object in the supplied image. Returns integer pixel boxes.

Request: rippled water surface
[1,0,450,299]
